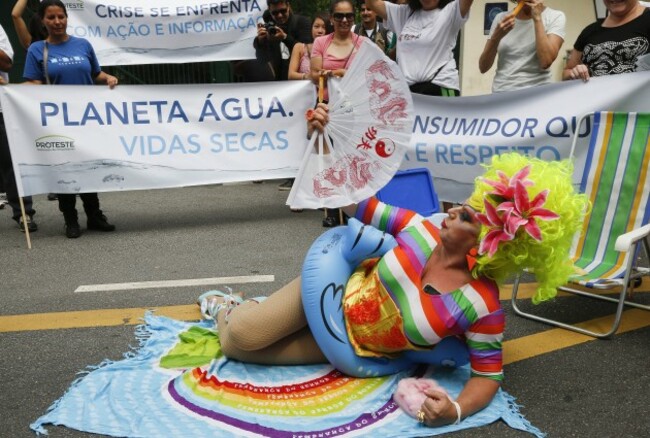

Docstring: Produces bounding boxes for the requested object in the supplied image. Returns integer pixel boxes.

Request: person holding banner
[0,22,37,233]
[197,103,588,428]
[478,0,566,93]
[365,0,475,96]
[563,0,650,81]
[23,0,118,239]
[12,0,59,202]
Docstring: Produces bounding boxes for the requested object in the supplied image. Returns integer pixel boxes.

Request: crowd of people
[0,0,648,235]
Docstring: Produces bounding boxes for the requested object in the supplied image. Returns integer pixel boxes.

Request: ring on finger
[416,409,425,424]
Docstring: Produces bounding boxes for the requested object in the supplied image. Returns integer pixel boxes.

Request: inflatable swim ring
[301,218,469,377]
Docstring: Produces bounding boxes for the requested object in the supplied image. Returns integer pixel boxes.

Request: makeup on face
[459,210,473,223]
[443,206,479,233]
[459,205,478,223]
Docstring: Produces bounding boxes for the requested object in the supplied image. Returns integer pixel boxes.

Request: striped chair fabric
[511,111,650,338]
[571,112,650,287]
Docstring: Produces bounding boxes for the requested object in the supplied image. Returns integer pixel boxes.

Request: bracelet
[451,400,462,425]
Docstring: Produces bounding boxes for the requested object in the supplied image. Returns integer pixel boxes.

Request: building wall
[460,0,598,96]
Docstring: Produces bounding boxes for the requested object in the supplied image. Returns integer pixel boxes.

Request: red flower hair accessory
[475,165,559,257]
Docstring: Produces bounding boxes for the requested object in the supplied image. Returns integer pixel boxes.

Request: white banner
[1,81,315,197]
[405,72,650,202]
[62,0,263,65]
[2,72,648,201]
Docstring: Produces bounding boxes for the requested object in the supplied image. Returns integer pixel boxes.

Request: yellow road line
[4,281,646,332]
[503,308,649,364]
[499,281,650,301]
[2,300,649,366]
[0,305,200,332]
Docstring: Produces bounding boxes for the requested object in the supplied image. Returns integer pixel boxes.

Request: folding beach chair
[511,111,650,338]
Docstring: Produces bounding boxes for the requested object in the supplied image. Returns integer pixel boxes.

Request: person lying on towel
[197,103,588,428]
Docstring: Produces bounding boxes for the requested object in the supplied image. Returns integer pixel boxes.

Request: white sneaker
[0,192,7,209]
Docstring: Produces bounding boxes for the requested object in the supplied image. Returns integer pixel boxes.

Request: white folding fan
[286,41,414,209]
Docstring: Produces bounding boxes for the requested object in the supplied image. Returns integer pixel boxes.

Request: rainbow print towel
[32,314,544,437]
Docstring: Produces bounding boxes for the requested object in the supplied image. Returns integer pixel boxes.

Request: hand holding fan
[286,41,414,209]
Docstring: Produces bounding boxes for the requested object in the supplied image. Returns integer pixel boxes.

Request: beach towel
[32,314,544,437]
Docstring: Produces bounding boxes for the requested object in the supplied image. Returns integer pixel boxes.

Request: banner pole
[18,197,32,250]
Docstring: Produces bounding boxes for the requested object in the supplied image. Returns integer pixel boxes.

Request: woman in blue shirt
[24,0,118,239]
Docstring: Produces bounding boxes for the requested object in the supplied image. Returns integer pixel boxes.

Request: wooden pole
[318,74,327,221]
[318,75,324,104]
[317,73,342,225]
[18,197,32,250]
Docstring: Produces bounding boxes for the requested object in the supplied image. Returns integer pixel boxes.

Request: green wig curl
[467,153,590,304]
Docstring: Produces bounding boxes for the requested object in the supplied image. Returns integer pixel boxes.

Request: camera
[265,20,279,36]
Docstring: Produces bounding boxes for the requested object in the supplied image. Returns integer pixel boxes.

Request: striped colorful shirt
[349,198,504,381]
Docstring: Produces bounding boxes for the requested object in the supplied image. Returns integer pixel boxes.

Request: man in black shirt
[254,0,312,81]
[250,0,312,193]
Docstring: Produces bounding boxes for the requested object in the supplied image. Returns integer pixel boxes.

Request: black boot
[322,209,341,228]
[87,211,115,232]
[63,211,81,238]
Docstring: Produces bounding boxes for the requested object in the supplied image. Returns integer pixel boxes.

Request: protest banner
[61,0,263,65]
[406,72,650,201]
[2,72,648,202]
[1,81,315,197]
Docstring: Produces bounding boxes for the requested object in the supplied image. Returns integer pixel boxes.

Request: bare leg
[217,277,327,365]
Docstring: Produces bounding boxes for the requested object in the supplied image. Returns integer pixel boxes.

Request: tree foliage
[291,0,333,18]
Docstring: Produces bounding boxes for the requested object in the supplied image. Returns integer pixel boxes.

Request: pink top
[298,44,311,75]
[311,33,364,101]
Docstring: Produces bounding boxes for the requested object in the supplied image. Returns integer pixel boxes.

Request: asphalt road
[1,181,649,438]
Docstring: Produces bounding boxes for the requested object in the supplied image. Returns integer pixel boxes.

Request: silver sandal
[197,287,244,321]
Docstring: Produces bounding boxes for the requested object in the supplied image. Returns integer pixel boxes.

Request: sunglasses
[332,12,355,22]
[271,8,288,16]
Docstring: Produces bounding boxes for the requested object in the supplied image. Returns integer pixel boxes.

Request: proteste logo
[63,0,84,10]
[35,135,76,151]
